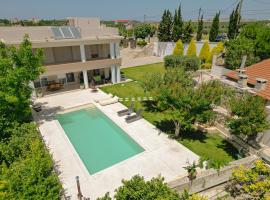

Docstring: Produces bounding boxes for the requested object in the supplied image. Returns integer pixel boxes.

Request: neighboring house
[226,59,270,103]
[0,17,122,95]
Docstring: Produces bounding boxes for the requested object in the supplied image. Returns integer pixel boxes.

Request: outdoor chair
[125,109,143,123]
[94,93,113,103]
[99,96,119,106]
[32,104,42,112]
[117,102,134,116]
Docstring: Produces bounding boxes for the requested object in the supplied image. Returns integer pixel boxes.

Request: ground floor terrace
[33,64,122,96]
[33,89,198,199]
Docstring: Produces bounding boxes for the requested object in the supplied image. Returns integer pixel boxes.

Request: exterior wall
[43,47,55,64]
[71,46,81,62]
[68,17,100,28]
[153,41,218,58]
[53,46,73,63]
[168,156,258,195]
[211,65,232,78]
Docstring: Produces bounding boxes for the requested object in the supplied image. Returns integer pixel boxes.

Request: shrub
[164,55,200,71]
[201,63,212,69]
[225,37,259,70]
[173,39,184,56]
[136,40,147,47]
[199,41,210,63]
[206,42,224,64]
[134,24,154,39]
[114,175,180,200]
[227,160,270,199]
[187,39,197,56]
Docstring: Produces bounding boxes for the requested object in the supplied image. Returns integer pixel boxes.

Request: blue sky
[0,0,269,21]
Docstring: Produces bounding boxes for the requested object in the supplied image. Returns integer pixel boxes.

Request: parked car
[216,33,228,42]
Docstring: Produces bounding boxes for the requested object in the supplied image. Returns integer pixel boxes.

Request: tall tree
[0,36,44,122]
[196,11,204,41]
[228,4,241,39]
[228,9,235,39]
[158,10,173,42]
[183,20,194,43]
[142,68,213,138]
[209,12,220,42]
[172,5,183,42]
[227,93,269,140]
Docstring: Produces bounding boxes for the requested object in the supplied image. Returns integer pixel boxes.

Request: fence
[168,155,258,195]
[153,41,218,58]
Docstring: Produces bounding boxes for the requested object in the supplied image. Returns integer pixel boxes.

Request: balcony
[43,58,121,76]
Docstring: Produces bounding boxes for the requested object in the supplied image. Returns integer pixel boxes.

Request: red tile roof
[226,59,270,100]
[114,20,129,23]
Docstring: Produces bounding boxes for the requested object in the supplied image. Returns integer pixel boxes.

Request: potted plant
[184,162,198,181]
[80,83,85,89]
[36,88,43,98]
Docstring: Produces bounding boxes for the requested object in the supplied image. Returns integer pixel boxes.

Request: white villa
[0,17,122,94]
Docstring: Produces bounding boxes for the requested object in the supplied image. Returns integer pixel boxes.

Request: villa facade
[0,17,122,94]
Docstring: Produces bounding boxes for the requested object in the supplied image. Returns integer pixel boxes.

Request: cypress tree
[183,20,193,43]
[172,5,183,42]
[158,10,167,42]
[172,10,180,42]
[228,9,235,39]
[196,14,204,41]
[228,3,241,39]
[178,5,184,39]
[209,12,220,42]
[158,10,173,42]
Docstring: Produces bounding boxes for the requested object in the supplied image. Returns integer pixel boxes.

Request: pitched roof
[226,59,270,100]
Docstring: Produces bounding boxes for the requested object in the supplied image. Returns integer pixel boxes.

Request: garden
[102,63,239,165]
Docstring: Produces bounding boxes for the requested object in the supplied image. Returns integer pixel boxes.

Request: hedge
[164,55,200,71]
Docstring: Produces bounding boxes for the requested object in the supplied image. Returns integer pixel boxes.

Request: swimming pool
[56,106,144,174]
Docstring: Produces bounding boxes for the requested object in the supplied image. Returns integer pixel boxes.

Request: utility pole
[143,14,146,23]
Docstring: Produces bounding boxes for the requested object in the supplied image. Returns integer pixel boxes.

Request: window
[66,73,75,83]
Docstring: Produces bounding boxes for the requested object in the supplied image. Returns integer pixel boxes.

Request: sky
[0,0,269,21]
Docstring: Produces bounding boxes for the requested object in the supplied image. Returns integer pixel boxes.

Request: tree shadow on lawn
[216,140,240,160]
[141,101,160,112]
[154,119,208,143]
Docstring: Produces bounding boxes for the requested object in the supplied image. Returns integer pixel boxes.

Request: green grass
[122,62,165,82]
[101,63,238,163]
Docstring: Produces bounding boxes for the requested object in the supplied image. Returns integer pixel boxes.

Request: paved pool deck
[33,89,199,199]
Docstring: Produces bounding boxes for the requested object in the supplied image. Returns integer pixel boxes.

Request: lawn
[122,62,165,82]
[101,63,238,163]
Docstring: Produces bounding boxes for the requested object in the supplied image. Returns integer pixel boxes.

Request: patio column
[80,44,86,62]
[115,42,120,58]
[116,65,121,83]
[83,70,89,89]
[111,65,116,84]
[29,81,37,97]
[110,43,115,59]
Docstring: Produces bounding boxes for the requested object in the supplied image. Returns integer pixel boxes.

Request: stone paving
[33,89,199,199]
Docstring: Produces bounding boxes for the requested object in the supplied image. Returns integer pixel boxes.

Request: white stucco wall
[153,41,218,58]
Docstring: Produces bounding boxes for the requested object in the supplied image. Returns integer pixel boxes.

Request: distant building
[114,20,130,25]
